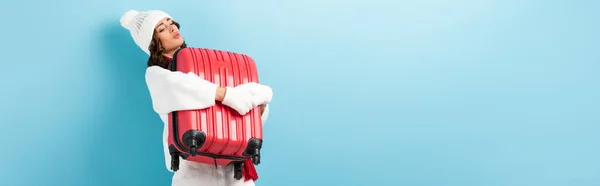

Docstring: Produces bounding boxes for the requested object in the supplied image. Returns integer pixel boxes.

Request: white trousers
[172,159,256,186]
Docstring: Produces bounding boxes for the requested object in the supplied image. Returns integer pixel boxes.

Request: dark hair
[147,20,188,69]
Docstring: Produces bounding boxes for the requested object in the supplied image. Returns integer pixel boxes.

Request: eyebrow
[155,18,172,29]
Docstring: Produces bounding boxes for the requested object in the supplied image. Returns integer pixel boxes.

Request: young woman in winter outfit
[120,9,273,186]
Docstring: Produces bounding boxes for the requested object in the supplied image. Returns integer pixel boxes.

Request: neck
[162,50,176,59]
[162,46,182,59]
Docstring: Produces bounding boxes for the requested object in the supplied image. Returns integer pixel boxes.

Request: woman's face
[154,17,184,54]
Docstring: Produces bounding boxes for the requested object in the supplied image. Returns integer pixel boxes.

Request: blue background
[1,0,599,185]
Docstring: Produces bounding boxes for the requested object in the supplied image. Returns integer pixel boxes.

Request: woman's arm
[260,104,266,114]
[260,104,270,124]
[145,66,222,114]
[215,87,227,101]
[145,65,268,117]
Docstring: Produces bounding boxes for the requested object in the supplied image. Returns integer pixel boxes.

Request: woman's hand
[235,83,273,106]
[219,86,256,115]
[217,82,273,115]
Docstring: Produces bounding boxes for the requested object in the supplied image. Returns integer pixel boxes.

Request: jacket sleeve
[145,66,218,114]
[261,104,270,125]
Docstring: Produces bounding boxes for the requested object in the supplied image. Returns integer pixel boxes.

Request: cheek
[159,35,182,49]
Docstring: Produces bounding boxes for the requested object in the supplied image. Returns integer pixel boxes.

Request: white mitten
[221,86,254,115]
[236,82,273,106]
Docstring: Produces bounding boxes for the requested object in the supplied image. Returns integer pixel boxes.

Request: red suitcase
[166,47,263,180]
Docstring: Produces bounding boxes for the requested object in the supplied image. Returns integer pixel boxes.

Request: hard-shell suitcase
[167,47,263,180]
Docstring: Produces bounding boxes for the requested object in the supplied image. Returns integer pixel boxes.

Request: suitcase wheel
[233,162,243,180]
[189,137,199,156]
[252,146,261,165]
[170,153,180,171]
[252,154,260,165]
[189,146,198,156]
[245,138,263,165]
[182,130,206,157]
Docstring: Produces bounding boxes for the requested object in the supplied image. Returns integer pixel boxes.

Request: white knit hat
[120,10,171,55]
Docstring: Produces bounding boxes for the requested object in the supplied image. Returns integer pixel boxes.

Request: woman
[120,10,273,186]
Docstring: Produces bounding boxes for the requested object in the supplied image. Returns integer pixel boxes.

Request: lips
[174,33,180,39]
